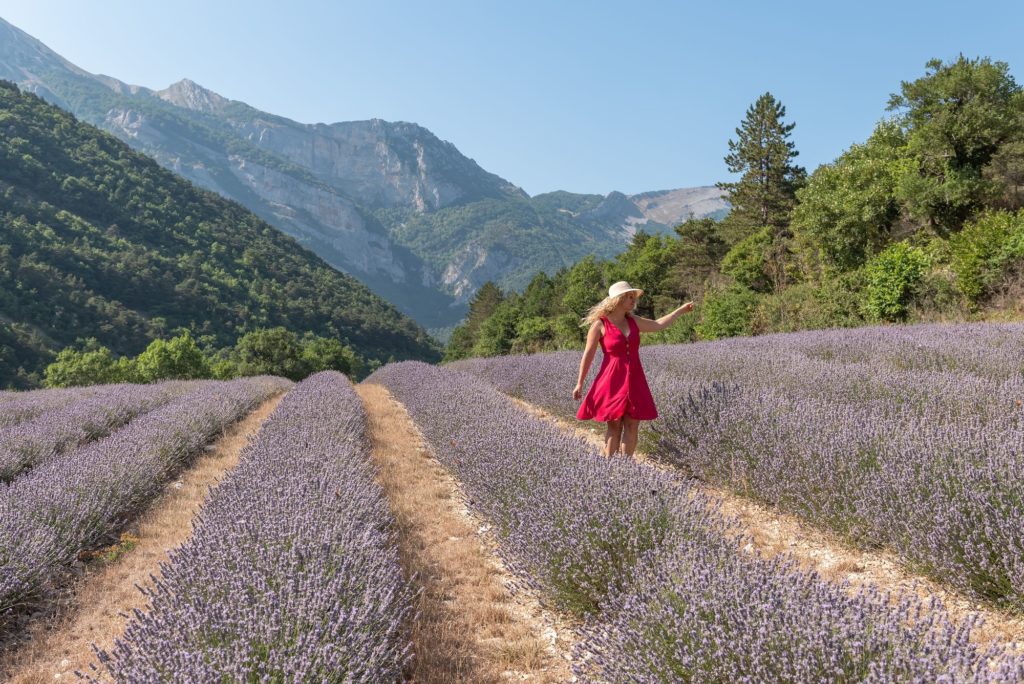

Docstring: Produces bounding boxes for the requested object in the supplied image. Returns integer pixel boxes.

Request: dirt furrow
[2,394,285,683]
[357,383,575,683]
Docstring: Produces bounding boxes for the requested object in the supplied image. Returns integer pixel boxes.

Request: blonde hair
[580,292,633,327]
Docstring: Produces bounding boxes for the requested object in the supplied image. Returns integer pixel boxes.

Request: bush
[696,285,759,340]
[949,209,1024,302]
[300,333,363,378]
[751,283,841,333]
[863,242,929,322]
[511,316,554,354]
[720,227,772,292]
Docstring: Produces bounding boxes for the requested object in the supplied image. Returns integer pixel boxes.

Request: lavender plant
[0,380,197,482]
[369,361,1024,680]
[577,534,1023,683]
[0,377,288,632]
[0,385,103,429]
[90,372,413,682]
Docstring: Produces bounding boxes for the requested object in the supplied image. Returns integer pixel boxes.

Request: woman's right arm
[573,321,602,400]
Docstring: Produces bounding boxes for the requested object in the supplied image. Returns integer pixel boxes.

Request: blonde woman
[572,281,693,457]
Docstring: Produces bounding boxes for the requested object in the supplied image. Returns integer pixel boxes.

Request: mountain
[0,17,727,331]
[0,80,440,387]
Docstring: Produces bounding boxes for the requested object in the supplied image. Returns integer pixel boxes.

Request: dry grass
[2,394,285,684]
[514,396,1024,653]
[357,383,573,683]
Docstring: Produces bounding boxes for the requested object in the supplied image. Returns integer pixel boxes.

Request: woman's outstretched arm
[573,321,602,400]
[632,301,694,333]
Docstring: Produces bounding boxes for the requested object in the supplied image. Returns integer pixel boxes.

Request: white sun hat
[608,281,644,298]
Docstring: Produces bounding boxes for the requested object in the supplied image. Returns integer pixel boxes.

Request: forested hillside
[0,81,440,387]
[447,56,1024,359]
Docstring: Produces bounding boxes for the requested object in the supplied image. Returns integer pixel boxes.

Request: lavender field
[0,377,288,632]
[452,322,1024,611]
[92,372,413,681]
[0,380,198,482]
[368,360,1024,681]
[3,323,1023,681]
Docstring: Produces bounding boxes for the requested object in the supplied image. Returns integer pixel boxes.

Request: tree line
[445,56,1024,360]
[43,328,363,387]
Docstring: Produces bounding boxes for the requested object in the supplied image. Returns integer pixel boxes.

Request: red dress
[576,315,658,422]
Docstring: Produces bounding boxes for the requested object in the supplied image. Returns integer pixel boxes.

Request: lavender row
[368,361,688,616]
[451,322,1024,418]
[0,385,104,429]
[91,372,413,682]
[451,322,1024,610]
[368,361,1023,681]
[0,380,198,482]
[0,376,288,629]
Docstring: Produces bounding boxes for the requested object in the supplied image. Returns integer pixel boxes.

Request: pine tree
[717,93,806,242]
[717,93,806,290]
[443,282,505,361]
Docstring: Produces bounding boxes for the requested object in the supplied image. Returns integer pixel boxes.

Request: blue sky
[2,1,1023,196]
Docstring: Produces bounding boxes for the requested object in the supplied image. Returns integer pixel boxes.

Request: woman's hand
[572,383,583,401]
[680,301,694,314]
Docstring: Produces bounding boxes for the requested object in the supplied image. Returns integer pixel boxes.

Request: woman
[572,281,693,457]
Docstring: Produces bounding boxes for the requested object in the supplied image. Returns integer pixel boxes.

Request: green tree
[470,300,521,357]
[949,209,1024,302]
[887,56,1024,232]
[608,232,676,317]
[518,272,557,319]
[43,340,124,387]
[984,139,1024,210]
[792,121,912,272]
[561,255,605,319]
[300,333,364,378]
[511,316,554,354]
[717,92,807,245]
[668,217,729,301]
[695,285,759,340]
[232,327,308,380]
[720,227,773,292]
[134,331,211,382]
[444,282,506,361]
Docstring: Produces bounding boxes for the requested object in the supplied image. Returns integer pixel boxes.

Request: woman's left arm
[632,302,694,333]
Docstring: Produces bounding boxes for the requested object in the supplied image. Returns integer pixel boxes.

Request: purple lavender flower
[90,372,413,682]
[372,356,1024,681]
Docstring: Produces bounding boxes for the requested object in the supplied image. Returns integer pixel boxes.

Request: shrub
[863,242,929,321]
[720,226,772,292]
[950,209,1024,302]
[751,282,839,333]
[696,285,759,340]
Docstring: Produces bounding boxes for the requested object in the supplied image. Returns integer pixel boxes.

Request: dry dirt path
[357,383,575,683]
[511,396,1024,654]
[1,394,285,684]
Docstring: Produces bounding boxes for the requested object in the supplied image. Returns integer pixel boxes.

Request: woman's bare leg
[622,416,640,456]
[604,419,623,457]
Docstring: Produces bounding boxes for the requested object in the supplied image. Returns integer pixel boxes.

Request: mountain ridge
[0,17,728,331]
[0,80,440,387]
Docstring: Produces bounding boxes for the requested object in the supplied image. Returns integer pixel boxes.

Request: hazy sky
[2,1,1022,196]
